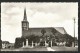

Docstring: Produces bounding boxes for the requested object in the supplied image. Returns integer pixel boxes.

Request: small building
[2,41,14,49]
[2,41,9,49]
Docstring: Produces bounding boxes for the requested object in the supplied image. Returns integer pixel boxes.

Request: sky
[1,2,78,43]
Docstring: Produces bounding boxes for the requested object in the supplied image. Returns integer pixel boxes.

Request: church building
[21,8,67,38]
[14,8,68,48]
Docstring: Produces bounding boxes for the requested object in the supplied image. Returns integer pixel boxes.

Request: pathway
[47,47,56,51]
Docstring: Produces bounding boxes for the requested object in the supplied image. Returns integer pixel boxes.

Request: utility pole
[73,18,75,47]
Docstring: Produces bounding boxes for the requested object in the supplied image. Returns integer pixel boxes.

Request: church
[14,8,68,48]
[21,8,67,38]
[15,8,67,47]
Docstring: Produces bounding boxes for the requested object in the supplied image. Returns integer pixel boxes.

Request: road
[1,46,78,51]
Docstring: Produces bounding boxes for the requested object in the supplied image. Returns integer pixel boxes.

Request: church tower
[22,8,29,37]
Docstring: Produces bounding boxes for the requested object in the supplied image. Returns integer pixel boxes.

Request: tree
[64,34,74,47]
[41,29,46,37]
[49,35,53,40]
[51,28,58,42]
[14,37,24,48]
[25,34,40,45]
[34,36,40,43]
[64,34,74,42]
[51,28,57,35]
[40,29,46,46]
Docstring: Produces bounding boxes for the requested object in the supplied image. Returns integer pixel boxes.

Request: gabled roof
[54,27,67,34]
[28,27,67,34]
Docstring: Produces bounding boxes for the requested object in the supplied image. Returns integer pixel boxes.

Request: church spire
[23,8,27,21]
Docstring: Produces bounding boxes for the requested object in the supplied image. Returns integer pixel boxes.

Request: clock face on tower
[23,23,27,27]
[22,21,29,30]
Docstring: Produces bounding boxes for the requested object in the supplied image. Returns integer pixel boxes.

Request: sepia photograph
[0,2,78,51]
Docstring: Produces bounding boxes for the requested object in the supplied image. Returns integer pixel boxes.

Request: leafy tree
[63,34,74,47]
[34,36,40,43]
[51,28,57,35]
[40,29,46,46]
[14,37,23,48]
[51,28,58,42]
[41,29,46,37]
[64,34,74,42]
[26,34,40,44]
[49,35,54,41]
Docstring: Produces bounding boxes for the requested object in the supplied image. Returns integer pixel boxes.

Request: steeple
[22,7,29,31]
[23,8,27,21]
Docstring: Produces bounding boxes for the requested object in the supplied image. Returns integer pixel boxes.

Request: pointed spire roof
[23,7,27,21]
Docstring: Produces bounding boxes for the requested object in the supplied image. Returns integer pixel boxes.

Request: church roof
[28,27,67,34]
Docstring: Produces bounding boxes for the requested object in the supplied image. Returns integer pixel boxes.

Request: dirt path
[47,47,56,51]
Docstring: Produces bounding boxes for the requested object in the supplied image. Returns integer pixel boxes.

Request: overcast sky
[1,2,78,43]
